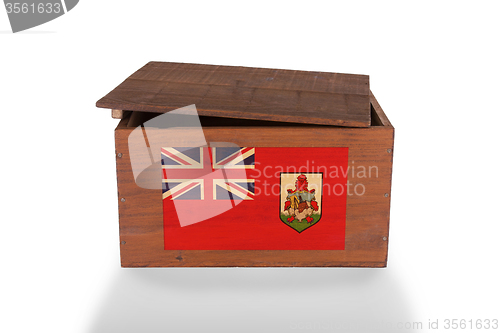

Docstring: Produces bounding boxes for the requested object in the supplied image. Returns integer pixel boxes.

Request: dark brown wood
[370,91,392,127]
[113,96,393,267]
[98,62,371,127]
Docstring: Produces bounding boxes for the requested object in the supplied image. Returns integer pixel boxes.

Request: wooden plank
[113,105,394,267]
[370,91,393,128]
[111,109,123,119]
[98,62,371,127]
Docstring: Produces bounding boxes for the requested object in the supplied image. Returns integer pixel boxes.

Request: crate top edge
[96,61,371,128]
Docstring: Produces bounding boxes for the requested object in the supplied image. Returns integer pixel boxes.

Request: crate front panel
[114,120,393,267]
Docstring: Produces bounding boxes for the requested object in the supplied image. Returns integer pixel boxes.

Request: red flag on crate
[162,146,348,250]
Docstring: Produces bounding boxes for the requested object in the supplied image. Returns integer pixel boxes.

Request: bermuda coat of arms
[280,173,323,233]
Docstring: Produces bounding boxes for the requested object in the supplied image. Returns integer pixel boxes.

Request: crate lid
[96,62,371,127]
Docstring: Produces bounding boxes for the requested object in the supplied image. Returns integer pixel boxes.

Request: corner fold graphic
[4,0,79,33]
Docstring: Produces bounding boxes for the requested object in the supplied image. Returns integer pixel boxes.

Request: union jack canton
[161,147,255,201]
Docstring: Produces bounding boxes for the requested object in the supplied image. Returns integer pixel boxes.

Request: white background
[1,1,499,332]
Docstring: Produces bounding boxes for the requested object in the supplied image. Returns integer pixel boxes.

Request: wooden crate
[97,62,394,267]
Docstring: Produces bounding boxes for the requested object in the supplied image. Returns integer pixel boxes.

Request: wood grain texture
[111,109,123,119]
[98,62,371,127]
[370,91,392,127]
[113,94,393,267]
